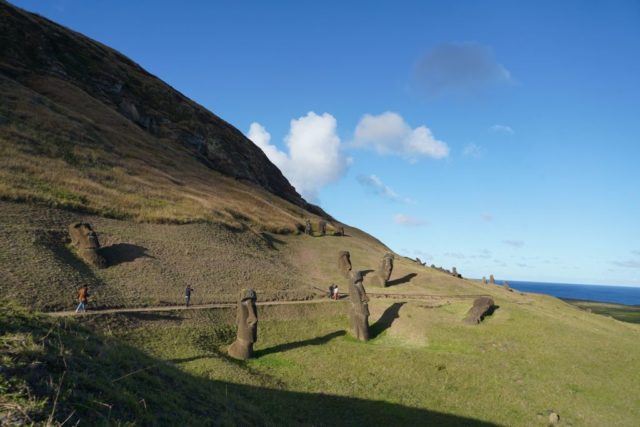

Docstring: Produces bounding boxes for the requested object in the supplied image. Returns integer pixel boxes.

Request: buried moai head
[68,222,106,268]
[318,220,327,235]
[333,225,345,236]
[463,296,496,325]
[69,222,100,249]
[338,251,352,278]
[304,219,312,235]
[228,288,258,360]
[349,270,370,341]
[376,253,394,286]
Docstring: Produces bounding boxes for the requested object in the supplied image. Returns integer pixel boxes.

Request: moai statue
[333,226,345,236]
[304,219,312,235]
[349,271,370,341]
[337,251,352,278]
[228,289,258,360]
[489,274,495,285]
[463,297,496,325]
[373,253,394,287]
[318,220,327,236]
[68,222,107,268]
[482,276,487,285]
[452,267,458,276]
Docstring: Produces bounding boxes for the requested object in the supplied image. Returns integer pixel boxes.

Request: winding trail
[46,292,492,317]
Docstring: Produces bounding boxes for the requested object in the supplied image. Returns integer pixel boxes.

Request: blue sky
[12,0,640,285]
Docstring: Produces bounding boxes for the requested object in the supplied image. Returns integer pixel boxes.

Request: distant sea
[500,280,640,306]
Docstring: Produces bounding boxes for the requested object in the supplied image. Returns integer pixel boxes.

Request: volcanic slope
[2,3,640,427]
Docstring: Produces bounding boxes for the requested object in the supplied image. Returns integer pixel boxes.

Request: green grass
[563,299,640,324]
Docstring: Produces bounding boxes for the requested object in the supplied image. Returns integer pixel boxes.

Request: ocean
[501,280,640,306]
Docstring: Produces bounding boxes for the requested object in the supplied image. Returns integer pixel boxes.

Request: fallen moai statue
[68,222,107,268]
[463,296,496,325]
[338,250,352,278]
[349,270,370,341]
[228,289,258,360]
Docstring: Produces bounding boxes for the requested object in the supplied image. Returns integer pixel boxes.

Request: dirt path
[46,292,491,317]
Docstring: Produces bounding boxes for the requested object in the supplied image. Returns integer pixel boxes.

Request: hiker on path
[75,285,89,313]
[185,285,194,307]
[332,285,339,300]
[328,284,335,299]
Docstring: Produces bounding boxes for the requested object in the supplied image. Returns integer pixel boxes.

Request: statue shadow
[360,269,375,277]
[386,273,417,287]
[254,330,346,357]
[100,243,153,266]
[260,232,286,250]
[370,302,405,339]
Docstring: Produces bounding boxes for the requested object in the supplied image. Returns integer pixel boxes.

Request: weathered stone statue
[318,220,327,236]
[452,266,458,276]
[228,289,258,360]
[463,297,496,324]
[304,219,312,235]
[489,274,495,285]
[333,226,345,236]
[349,271,370,341]
[337,250,352,278]
[68,222,107,268]
[373,253,394,287]
[482,276,487,285]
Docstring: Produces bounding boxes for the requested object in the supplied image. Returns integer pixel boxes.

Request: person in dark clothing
[185,285,194,307]
[328,284,335,299]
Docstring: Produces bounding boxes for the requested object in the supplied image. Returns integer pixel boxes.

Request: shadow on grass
[361,269,375,277]
[100,243,153,266]
[254,330,347,357]
[3,302,500,426]
[386,272,417,287]
[370,302,405,339]
[261,232,286,250]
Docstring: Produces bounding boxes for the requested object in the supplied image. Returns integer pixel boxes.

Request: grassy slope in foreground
[0,302,495,426]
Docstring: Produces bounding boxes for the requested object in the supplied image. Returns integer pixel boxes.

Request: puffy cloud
[503,239,525,248]
[414,42,513,97]
[463,143,483,158]
[393,213,427,227]
[357,174,414,203]
[353,112,449,160]
[489,124,514,135]
[247,112,349,201]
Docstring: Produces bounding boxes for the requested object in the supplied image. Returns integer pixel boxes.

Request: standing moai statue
[228,289,258,360]
[373,253,394,287]
[489,274,495,285]
[68,222,107,268]
[452,267,458,276]
[349,270,370,341]
[337,251,352,278]
[304,219,312,235]
[482,276,488,285]
[318,220,327,236]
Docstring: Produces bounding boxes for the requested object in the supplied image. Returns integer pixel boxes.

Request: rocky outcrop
[0,2,309,209]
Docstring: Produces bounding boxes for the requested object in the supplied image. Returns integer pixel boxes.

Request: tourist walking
[185,285,194,307]
[332,285,339,300]
[328,284,335,299]
[75,285,89,313]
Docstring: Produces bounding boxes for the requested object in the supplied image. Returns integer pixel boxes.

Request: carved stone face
[379,253,394,281]
[69,222,100,249]
[338,251,352,278]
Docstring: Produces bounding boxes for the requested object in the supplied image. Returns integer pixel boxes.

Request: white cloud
[414,42,513,97]
[393,213,427,227]
[357,174,414,203]
[489,124,514,135]
[463,143,483,158]
[503,239,525,248]
[247,112,349,201]
[353,112,449,160]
